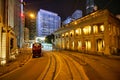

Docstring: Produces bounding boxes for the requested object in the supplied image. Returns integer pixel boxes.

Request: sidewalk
[105,55,120,60]
[60,50,120,60]
[0,48,32,76]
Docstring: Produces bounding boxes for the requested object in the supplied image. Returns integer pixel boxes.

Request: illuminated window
[100,25,104,32]
[65,32,68,37]
[93,25,98,33]
[85,40,91,50]
[75,29,79,36]
[83,25,91,35]
[78,41,82,50]
[83,28,86,34]
[75,28,79,36]
[62,34,64,38]
[75,28,82,36]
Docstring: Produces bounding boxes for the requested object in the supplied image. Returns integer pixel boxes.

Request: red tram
[32,43,42,58]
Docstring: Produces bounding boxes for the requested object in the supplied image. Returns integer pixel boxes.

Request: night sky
[24,0,120,21]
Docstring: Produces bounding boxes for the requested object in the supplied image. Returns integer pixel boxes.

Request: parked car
[32,43,42,58]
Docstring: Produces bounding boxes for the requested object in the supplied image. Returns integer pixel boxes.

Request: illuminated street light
[29,13,35,19]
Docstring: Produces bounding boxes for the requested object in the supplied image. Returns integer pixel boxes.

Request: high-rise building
[72,10,82,19]
[24,27,29,42]
[36,9,61,37]
[86,0,95,14]
[62,16,74,25]
[25,17,36,40]
[14,0,24,48]
[62,10,82,25]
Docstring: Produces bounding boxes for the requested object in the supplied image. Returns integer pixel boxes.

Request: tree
[45,34,54,43]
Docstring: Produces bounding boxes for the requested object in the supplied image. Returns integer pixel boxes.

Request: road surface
[0,51,120,80]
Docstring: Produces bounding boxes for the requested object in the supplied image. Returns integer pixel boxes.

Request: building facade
[24,27,29,42]
[19,0,25,48]
[62,10,82,25]
[0,0,24,64]
[36,9,61,37]
[25,12,36,40]
[14,0,22,48]
[72,10,82,19]
[54,10,120,55]
[62,16,74,25]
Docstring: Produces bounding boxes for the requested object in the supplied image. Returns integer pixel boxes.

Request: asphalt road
[0,51,120,80]
[0,53,49,80]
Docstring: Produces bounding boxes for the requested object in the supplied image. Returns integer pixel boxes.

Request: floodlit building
[62,10,83,25]
[36,9,61,37]
[54,9,120,55]
[72,10,82,19]
[62,16,74,25]
[0,0,23,65]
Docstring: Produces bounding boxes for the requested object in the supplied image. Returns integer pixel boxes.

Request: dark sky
[24,0,120,21]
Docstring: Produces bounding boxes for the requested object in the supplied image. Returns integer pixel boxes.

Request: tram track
[58,53,89,80]
[66,52,119,73]
[61,51,120,80]
[37,53,57,80]
[60,54,73,80]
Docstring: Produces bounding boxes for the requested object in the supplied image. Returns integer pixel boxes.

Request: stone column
[0,25,2,57]
[104,21,111,55]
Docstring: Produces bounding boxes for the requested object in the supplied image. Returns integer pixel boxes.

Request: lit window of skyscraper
[36,9,61,37]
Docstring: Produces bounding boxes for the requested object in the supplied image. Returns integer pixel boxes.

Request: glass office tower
[36,9,61,37]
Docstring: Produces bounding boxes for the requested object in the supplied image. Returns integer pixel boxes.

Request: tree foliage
[45,34,54,43]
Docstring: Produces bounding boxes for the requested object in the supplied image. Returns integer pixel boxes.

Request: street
[0,50,120,80]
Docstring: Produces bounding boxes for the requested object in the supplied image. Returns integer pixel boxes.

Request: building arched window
[75,28,81,36]
[93,25,98,33]
[65,32,68,37]
[62,34,64,38]
[100,25,104,32]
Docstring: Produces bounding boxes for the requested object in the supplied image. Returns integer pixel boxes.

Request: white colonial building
[54,9,120,55]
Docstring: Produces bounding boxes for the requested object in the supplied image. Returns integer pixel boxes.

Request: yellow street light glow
[29,13,35,19]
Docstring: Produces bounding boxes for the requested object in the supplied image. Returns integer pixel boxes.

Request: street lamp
[29,13,35,19]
